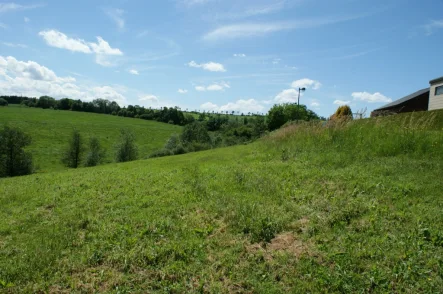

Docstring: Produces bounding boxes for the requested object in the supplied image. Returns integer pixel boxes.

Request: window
[436,85,443,96]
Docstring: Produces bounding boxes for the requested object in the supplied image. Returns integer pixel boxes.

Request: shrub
[0,98,8,106]
[181,122,211,146]
[0,126,33,177]
[330,105,353,121]
[85,137,106,167]
[115,129,138,162]
[62,130,84,168]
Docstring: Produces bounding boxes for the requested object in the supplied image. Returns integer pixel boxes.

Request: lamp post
[297,87,306,120]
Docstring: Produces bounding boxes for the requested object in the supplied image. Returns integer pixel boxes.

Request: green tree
[115,129,138,162]
[0,98,8,106]
[85,137,106,167]
[267,105,286,131]
[0,126,33,177]
[62,130,84,168]
[180,122,211,145]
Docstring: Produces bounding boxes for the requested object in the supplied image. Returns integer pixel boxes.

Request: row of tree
[0,95,323,131]
[61,129,138,169]
[0,126,140,178]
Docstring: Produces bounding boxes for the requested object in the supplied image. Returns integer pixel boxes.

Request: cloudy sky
[1,0,442,116]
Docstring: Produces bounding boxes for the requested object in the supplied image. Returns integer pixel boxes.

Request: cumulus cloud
[200,99,264,113]
[178,89,188,94]
[195,81,230,92]
[38,30,123,66]
[187,60,226,72]
[0,55,127,105]
[291,78,322,90]
[274,89,300,103]
[334,100,351,105]
[129,69,139,75]
[352,92,391,103]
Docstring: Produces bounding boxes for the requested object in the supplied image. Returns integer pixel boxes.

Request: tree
[267,105,286,131]
[85,137,106,167]
[0,126,33,177]
[180,122,211,146]
[37,96,56,109]
[62,130,84,168]
[115,129,138,162]
[0,98,8,106]
[330,105,353,120]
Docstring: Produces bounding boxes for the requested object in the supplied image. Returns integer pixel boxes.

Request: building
[429,76,443,111]
[371,76,443,117]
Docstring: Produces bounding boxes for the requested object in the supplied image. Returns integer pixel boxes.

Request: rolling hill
[0,105,182,172]
[0,110,442,292]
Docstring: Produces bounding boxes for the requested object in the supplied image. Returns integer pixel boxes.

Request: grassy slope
[0,105,182,172]
[1,111,443,293]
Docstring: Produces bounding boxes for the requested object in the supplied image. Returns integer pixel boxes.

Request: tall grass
[265,111,443,162]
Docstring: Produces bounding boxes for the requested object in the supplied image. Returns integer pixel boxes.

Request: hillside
[0,105,182,172]
[1,111,443,292]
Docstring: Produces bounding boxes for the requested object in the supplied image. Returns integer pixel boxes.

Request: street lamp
[297,87,306,107]
[297,87,306,120]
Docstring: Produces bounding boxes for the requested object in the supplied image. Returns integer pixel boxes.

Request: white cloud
[352,92,391,103]
[0,55,127,105]
[334,100,351,105]
[0,56,74,83]
[2,42,27,48]
[200,99,264,113]
[274,89,300,103]
[233,53,246,57]
[180,0,213,6]
[38,30,123,66]
[195,81,230,92]
[139,94,160,106]
[311,101,320,107]
[202,16,362,42]
[272,58,281,65]
[88,37,123,55]
[39,30,92,53]
[0,3,44,13]
[178,89,188,94]
[187,60,226,72]
[291,78,322,90]
[0,22,8,29]
[104,8,125,30]
[423,20,443,35]
[24,16,30,23]
[129,69,139,75]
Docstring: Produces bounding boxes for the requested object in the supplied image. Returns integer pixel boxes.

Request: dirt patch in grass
[246,231,316,261]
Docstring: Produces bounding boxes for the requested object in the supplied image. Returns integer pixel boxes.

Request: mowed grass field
[1,110,443,292]
[0,105,182,172]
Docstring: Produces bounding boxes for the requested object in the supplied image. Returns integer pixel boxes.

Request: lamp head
[300,87,306,91]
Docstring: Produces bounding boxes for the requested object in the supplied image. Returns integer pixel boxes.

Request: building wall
[429,80,443,111]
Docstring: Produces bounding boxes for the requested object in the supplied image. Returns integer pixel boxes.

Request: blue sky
[1,0,442,117]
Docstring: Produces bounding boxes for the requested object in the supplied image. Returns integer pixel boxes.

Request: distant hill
[0,105,182,172]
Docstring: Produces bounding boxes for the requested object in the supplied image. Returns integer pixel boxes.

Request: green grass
[1,110,443,292]
[0,105,182,172]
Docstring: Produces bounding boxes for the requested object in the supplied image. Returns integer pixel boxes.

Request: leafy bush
[85,137,106,167]
[115,129,138,162]
[0,126,33,177]
[62,130,84,168]
[181,122,211,146]
[0,98,8,106]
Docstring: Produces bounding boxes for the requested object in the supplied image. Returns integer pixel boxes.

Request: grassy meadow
[1,110,443,292]
[0,105,182,172]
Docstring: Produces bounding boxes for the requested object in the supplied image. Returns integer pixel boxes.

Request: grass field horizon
[0,105,182,172]
[1,109,443,292]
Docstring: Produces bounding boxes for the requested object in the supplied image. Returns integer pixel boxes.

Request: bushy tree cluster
[0,98,8,106]
[268,103,321,131]
[0,126,33,177]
